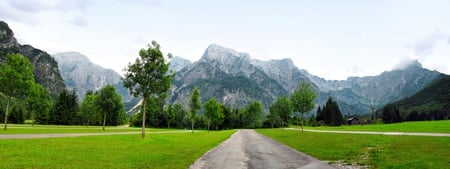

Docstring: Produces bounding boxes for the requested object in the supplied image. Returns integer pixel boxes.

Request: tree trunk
[191,120,194,134]
[102,111,107,131]
[207,120,210,132]
[301,113,304,133]
[31,112,35,127]
[141,98,147,138]
[3,96,11,131]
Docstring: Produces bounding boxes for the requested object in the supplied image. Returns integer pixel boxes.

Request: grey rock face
[53,52,132,102]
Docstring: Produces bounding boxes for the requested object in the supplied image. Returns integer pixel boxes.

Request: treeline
[0,53,128,129]
[370,103,449,124]
[130,98,265,130]
[0,85,128,127]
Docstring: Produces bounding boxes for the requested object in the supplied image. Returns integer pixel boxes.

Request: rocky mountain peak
[169,56,192,72]
[394,59,423,71]
[201,44,250,62]
[405,59,422,69]
[0,21,15,44]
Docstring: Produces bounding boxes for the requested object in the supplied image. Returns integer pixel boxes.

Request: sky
[1,0,449,80]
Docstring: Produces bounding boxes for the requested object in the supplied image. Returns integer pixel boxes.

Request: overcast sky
[1,0,449,80]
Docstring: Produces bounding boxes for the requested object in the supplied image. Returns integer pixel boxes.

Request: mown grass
[257,129,450,168]
[0,130,236,169]
[300,120,450,133]
[0,124,185,134]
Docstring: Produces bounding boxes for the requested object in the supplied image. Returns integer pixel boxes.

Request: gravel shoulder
[285,128,450,137]
[0,130,191,139]
[190,129,334,169]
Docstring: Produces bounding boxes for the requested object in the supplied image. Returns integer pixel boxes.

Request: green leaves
[204,98,224,131]
[0,53,34,98]
[290,82,317,114]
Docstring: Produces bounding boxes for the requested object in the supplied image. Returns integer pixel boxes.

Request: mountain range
[0,21,65,98]
[168,44,442,114]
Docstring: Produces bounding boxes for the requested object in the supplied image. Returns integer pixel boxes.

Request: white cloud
[411,31,447,59]
[1,0,91,26]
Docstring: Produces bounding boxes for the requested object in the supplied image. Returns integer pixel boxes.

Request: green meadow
[258,125,450,168]
[0,129,236,169]
[300,120,450,133]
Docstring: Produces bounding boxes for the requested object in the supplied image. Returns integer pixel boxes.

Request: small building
[347,117,360,125]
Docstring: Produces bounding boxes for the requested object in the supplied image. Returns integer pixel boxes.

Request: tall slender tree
[0,53,34,131]
[123,40,174,138]
[189,86,201,133]
[290,82,317,132]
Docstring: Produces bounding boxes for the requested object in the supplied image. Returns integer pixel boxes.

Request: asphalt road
[190,129,335,169]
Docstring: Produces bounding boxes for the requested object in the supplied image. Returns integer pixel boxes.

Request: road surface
[190,129,334,169]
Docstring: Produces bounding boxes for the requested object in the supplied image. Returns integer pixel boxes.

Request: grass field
[300,120,450,133]
[0,124,183,134]
[0,129,236,169]
[257,129,450,168]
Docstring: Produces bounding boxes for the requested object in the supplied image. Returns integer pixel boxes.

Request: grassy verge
[257,129,450,168]
[299,120,450,133]
[0,130,235,169]
[0,124,185,134]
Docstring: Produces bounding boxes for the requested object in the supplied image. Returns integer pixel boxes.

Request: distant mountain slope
[169,44,307,109]
[393,74,450,117]
[302,60,441,114]
[53,52,133,102]
[0,21,65,98]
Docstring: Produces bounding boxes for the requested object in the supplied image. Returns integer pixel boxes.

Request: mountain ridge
[0,21,66,98]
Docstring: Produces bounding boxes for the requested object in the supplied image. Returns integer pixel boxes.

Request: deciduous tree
[204,98,223,131]
[26,83,52,125]
[123,40,174,138]
[96,85,126,130]
[0,53,34,130]
[189,86,201,133]
[270,96,293,128]
[79,91,99,126]
[290,82,317,132]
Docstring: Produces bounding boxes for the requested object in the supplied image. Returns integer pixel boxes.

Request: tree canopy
[204,98,224,131]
